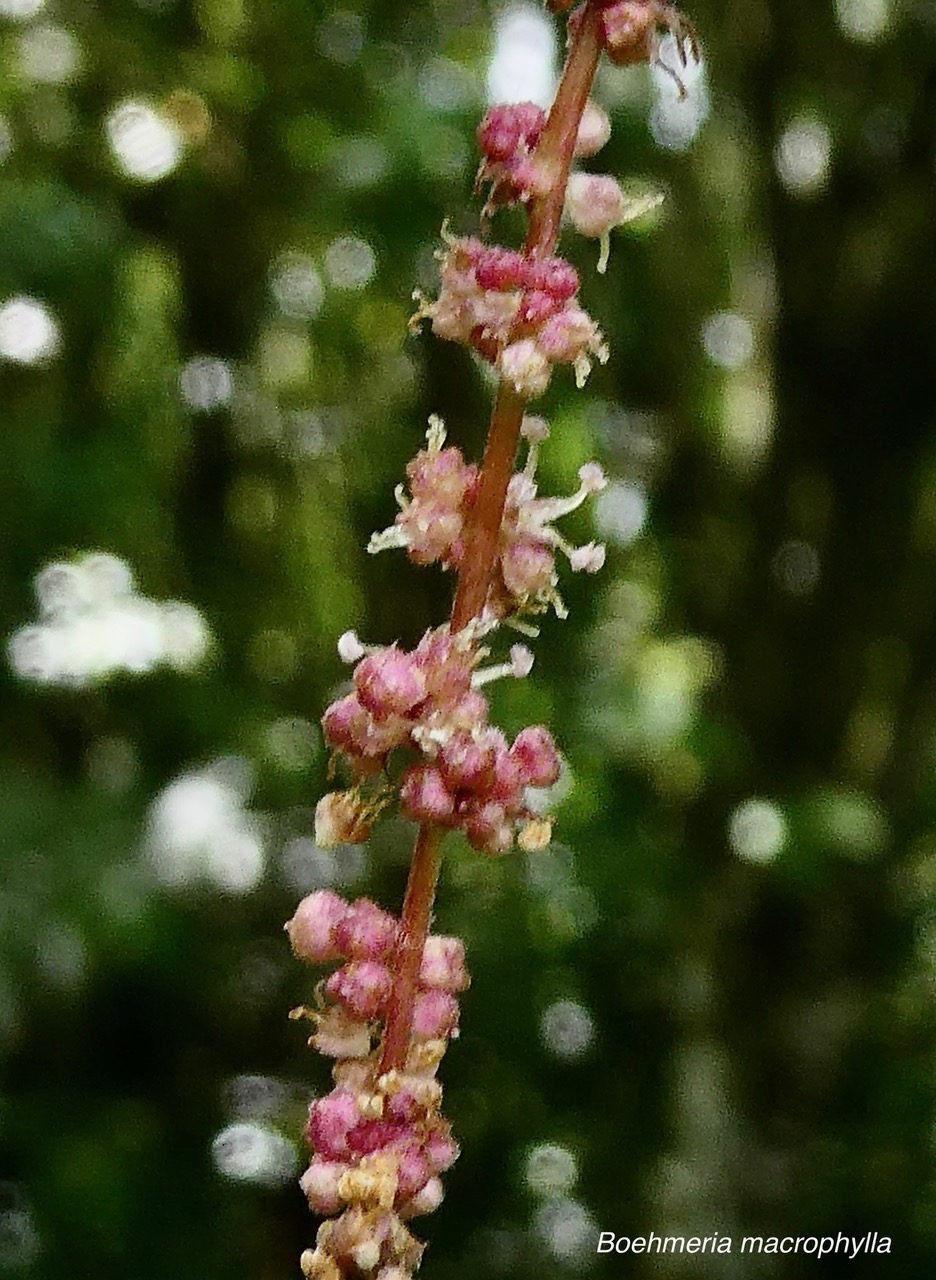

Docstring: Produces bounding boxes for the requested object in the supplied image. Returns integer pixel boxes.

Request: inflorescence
[287,892,467,1280]
[288,3,698,1275]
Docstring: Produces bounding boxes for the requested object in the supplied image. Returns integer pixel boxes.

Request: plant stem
[451,0,604,630]
[379,2,604,1074]
[378,821,444,1074]
[527,1,605,259]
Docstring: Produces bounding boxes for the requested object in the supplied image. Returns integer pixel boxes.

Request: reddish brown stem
[378,822,443,1074]
[527,1,605,258]
[451,1,604,630]
[450,379,526,631]
[379,3,604,1074]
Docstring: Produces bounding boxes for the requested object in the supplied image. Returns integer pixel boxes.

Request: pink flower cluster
[317,623,561,855]
[476,101,547,207]
[369,416,608,619]
[286,891,468,1280]
[417,234,607,399]
[562,1,699,81]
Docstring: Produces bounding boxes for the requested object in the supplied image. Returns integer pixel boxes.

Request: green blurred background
[3,0,936,1276]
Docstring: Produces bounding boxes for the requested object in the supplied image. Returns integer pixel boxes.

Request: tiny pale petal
[578,462,608,493]
[338,630,366,663]
[509,644,535,677]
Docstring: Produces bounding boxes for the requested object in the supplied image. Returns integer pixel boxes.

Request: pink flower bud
[473,245,528,292]
[326,961,393,1020]
[424,1129,459,1174]
[438,733,495,792]
[519,289,560,326]
[400,765,456,825]
[477,106,522,162]
[300,1159,348,1215]
[575,100,612,157]
[566,172,625,239]
[511,101,548,144]
[306,1090,360,1159]
[536,306,603,364]
[520,414,550,443]
[500,537,555,598]
[347,1118,398,1155]
[420,936,470,992]
[412,989,460,1039]
[285,890,349,963]
[355,647,427,718]
[527,256,579,301]
[449,690,489,731]
[463,799,514,855]
[578,461,608,493]
[499,339,551,399]
[401,1175,445,1218]
[510,726,561,787]
[399,501,463,566]
[406,445,476,506]
[335,898,399,961]
[395,1141,433,1200]
[384,1086,421,1124]
[601,1,656,66]
[477,102,545,160]
[491,746,526,805]
[322,693,371,754]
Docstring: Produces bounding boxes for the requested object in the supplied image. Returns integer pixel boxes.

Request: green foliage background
[3,0,936,1276]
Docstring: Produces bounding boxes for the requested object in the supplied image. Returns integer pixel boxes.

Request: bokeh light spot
[146,758,266,894]
[8,553,211,687]
[324,235,376,290]
[0,296,60,365]
[211,1123,296,1187]
[106,99,183,182]
[533,1196,597,1264]
[650,35,709,152]
[179,356,234,411]
[525,1143,578,1196]
[318,10,365,65]
[728,798,788,865]
[775,114,832,197]
[701,311,754,370]
[834,0,893,43]
[773,539,821,596]
[595,481,648,547]
[487,4,556,108]
[540,999,594,1060]
[270,252,324,319]
[17,23,80,84]
[0,0,46,18]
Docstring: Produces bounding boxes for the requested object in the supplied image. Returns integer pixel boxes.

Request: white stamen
[568,542,606,573]
[337,630,366,663]
[520,415,550,444]
[426,414,447,451]
[505,616,542,638]
[578,462,607,494]
[367,525,410,554]
[508,473,538,506]
[471,644,535,688]
[573,353,591,388]
[509,644,535,677]
[597,230,611,275]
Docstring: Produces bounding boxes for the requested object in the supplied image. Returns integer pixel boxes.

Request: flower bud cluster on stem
[287,892,467,1280]
[289,3,699,1275]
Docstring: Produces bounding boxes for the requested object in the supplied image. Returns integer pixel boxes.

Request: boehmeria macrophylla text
[285,4,699,1277]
